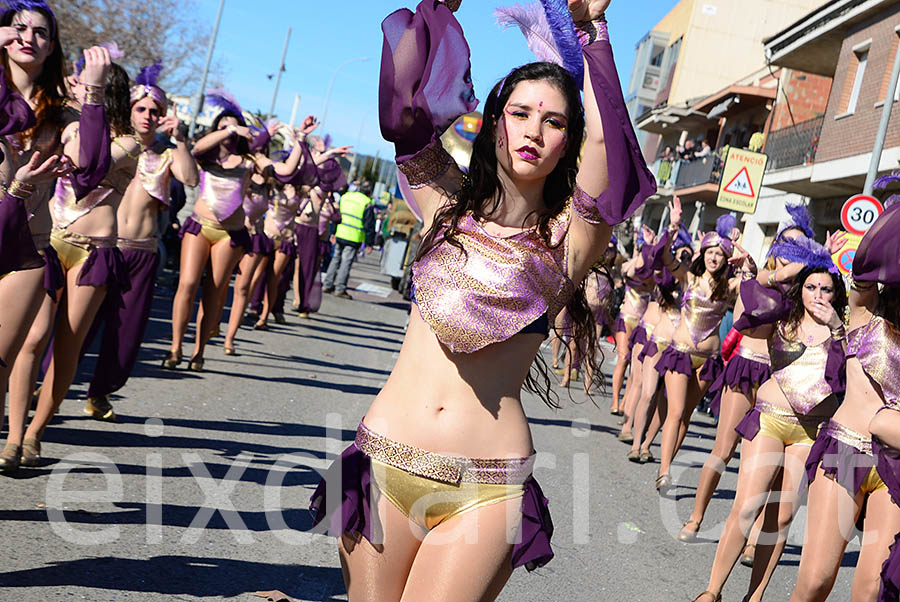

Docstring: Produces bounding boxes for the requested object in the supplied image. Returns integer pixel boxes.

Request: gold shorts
[50,230,116,272]
[756,399,821,446]
[190,214,231,245]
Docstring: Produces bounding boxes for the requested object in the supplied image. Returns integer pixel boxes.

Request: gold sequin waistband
[191,213,227,231]
[355,422,535,486]
[648,334,670,346]
[51,229,116,250]
[736,345,770,364]
[755,398,823,426]
[117,237,158,253]
[638,320,655,337]
[672,341,717,359]
[822,420,872,455]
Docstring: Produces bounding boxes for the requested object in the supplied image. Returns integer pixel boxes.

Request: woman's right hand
[0,26,20,49]
[228,125,254,140]
[668,194,683,226]
[15,151,74,185]
[79,46,111,88]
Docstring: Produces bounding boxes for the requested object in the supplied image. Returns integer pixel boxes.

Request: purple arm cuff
[852,201,900,285]
[576,38,656,226]
[825,337,846,396]
[733,279,791,332]
[249,128,271,153]
[379,0,478,162]
[71,103,112,200]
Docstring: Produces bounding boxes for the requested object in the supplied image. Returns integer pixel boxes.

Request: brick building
[762,0,900,236]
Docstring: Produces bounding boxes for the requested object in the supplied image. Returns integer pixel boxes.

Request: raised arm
[65,46,112,199]
[158,114,199,187]
[568,1,655,280]
[380,0,477,227]
[656,197,690,282]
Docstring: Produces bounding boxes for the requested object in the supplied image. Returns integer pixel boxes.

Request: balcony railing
[675,155,722,189]
[764,115,824,171]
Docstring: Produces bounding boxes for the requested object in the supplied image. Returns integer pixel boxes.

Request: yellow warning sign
[830,232,863,275]
[716,147,768,214]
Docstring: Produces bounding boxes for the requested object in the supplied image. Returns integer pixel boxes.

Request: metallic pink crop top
[138,148,173,207]
[268,188,301,233]
[411,205,574,354]
[770,323,834,414]
[681,277,728,346]
[244,180,269,225]
[199,159,252,222]
[847,315,900,409]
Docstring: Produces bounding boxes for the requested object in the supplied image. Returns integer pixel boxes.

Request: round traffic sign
[837,249,856,274]
[841,194,883,235]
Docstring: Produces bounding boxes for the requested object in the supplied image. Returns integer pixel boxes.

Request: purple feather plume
[539,0,584,85]
[205,88,243,117]
[494,4,562,65]
[782,202,814,238]
[672,224,692,250]
[716,213,737,240]
[885,194,900,209]
[136,61,163,87]
[323,134,332,150]
[767,236,835,272]
[873,171,900,191]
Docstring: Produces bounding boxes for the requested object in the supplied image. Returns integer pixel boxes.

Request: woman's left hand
[568,0,611,21]
[809,298,841,328]
[80,46,111,87]
[299,115,319,136]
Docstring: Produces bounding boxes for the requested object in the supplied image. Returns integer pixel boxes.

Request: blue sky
[196,1,679,157]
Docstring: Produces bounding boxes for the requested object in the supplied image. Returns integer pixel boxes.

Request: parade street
[0,256,856,602]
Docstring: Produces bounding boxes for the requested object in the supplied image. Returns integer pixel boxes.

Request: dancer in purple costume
[162,91,305,371]
[309,0,655,598]
[695,247,847,602]
[0,2,112,472]
[80,62,199,421]
[580,237,617,394]
[679,204,814,548]
[789,185,900,602]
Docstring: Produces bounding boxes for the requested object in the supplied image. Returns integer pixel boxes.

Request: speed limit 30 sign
[841,194,883,235]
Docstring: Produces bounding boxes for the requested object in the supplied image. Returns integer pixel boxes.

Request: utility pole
[863,32,900,195]
[288,93,300,128]
[188,0,225,140]
[267,27,291,120]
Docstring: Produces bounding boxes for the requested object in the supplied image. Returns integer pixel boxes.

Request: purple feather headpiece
[700,214,736,254]
[206,89,246,126]
[767,236,837,273]
[130,61,167,114]
[74,42,124,75]
[609,234,617,247]
[494,1,583,88]
[777,202,814,240]
[671,224,692,251]
[874,170,900,209]
[634,228,645,250]
[2,1,56,37]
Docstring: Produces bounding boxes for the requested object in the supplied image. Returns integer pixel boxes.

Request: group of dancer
[0,0,351,474]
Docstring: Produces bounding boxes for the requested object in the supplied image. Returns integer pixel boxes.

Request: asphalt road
[0,254,856,601]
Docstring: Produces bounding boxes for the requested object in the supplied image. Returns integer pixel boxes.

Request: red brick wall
[769,70,833,131]
[816,5,900,164]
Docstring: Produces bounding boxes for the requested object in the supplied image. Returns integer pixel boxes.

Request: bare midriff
[757,376,837,419]
[116,178,159,240]
[732,292,770,356]
[193,196,246,231]
[364,304,539,459]
[831,358,885,434]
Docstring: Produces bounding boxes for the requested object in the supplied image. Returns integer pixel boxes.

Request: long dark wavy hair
[782,266,848,341]
[689,245,731,301]
[1,4,66,147]
[877,286,900,332]
[414,61,596,408]
[106,63,132,137]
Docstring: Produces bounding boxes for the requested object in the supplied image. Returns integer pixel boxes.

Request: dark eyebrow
[507,102,568,121]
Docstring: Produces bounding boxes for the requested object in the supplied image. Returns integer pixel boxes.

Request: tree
[52,0,223,94]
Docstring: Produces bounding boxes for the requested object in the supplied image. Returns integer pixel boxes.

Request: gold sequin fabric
[755,398,820,426]
[736,345,770,364]
[397,139,454,189]
[621,286,650,322]
[51,177,114,229]
[572,185,604,224]
[771,325,834,415]
[138,148,174,206]
[355,422,535,486]
[116,237,157,253]
[681,277,727,346]
[822,419,873,455]
[412,205,573,353]
[847,316,900,407]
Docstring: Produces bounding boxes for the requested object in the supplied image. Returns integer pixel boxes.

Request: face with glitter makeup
[494,79,569,184]
[7,10,54,67]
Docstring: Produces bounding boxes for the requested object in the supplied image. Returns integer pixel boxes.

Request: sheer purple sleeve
[633,230,670,281]
[317,158,346,194]
[70,103,111,200]
[249,128,271,153]
[0,65,36,160]
[825,337,846,396]
[733,279,791,332]
[852,201,900,285]
[571,31,656,226]
[379,0,478,162]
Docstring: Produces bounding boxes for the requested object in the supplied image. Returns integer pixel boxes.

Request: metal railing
[674,155,721,189]
[764,115,824,171]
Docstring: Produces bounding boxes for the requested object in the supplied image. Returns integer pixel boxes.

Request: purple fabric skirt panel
[277,238,297,258]
[655,345,693,377]
[638,341,658,363]
[874,438,900,602]
[0,195,43,277]
[77,247,130,290]
[613,316,627,334]
[805,423,875,496]
[628,324,647,353]
[86,249,159,398]
[735,407,762,441]
[309,442,555,572]
[698,355,724,384]
[295,224,321,313]
[250,231,274,256]
[42,245,64,301]
[707,355,769,418]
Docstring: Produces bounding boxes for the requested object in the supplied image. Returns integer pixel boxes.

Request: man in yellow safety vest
[323,181,374,299]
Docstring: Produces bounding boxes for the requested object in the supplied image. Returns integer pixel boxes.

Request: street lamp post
[320,56,370,136]
[188,0,225,140]
[267,27,291,120]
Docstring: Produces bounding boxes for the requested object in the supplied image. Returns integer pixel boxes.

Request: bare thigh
[853,489,900,602]
[401,497,521,602]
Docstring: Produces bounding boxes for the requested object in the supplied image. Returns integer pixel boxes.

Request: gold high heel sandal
[161,349,182,369]
[0,443,22,473]
[20,438,40,467]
